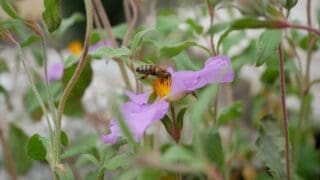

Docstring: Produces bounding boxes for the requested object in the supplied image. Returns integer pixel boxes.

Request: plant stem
[0,127,17,180]
[93,0,133,90]
[278,43,291,180]
[205,0,217,56]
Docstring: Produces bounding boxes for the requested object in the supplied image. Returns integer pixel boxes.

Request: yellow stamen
[152,77,172,97]
[68,40,83,55]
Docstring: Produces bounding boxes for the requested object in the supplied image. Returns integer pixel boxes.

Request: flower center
[152,77,172,97]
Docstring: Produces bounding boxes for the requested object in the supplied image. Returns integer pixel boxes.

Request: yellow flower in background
[68,40,83,55]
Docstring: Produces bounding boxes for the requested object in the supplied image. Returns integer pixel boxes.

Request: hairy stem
[278,43,291,180]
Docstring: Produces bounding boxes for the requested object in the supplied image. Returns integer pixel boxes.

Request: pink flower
[102,55,234,144]
[46,63,64,82]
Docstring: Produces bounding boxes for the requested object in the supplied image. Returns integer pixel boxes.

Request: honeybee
[136,65,171,79]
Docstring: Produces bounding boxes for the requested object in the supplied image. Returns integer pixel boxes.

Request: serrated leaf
[62,61,92,117]
[0,0,21,19]
[42,0,62,33]
[89,47,131,60]
[131,28,154,54]
[7,123,33,174]
[159,41,208,58]
[256,30,282,66]
[202,127,224,169]
[27,134,47,161]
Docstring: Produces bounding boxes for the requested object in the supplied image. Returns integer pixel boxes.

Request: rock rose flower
[102,55,234,144]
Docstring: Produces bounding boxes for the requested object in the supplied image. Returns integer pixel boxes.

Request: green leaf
[27,134,47,161]
[157,15,181,33]
[89,47,131,60]
[62,61,92,116]
[283,0,298,10]
[162,145,196,164]
[217,18,286,49]
[261,67,279,86]
[64,55,78,68]
[76,154,99,167]
[298,35,319,51]
[112,23,128,39]
[186,18,203,34]
[159,40,209,58]
[222,31,245,54]
[131,28,154,54]
[7,123,33,174]
[207,22,230,35]
[0,0,21,19]
[256,116,286,180]
[218,101,243,125]
[55,164,74,180]
[42,0,62,33]
[20,35,41,48]
[61,134,97,159]
[255,30,282,66]
[61,130,68,146]
[54,12,84,37]
[177,108,187,130]
[102,152,132,170]
[161,115,172,136]
[202,127,224,169]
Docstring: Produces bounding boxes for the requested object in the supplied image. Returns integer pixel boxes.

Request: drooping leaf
[62,60,92,117]
[7,123,33,174]
[42,0,62,33]
[202,127,224,169]
[27,134,47,161]
[255,30,282,66]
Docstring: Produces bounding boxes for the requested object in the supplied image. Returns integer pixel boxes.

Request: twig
[278,43,291,180]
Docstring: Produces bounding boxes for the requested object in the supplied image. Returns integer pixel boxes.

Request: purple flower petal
[102,92,169,144]
[46,63,64,82]
[89,39,112,52]
[168,55,234,99]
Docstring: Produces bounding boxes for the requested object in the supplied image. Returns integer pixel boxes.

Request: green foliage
[27,134,47,161]
[62,60,92,117]
[7,123,33,174]
[282,0,298,10]
[23,82,62,120]
[202,127,224,169]
[159,40,209,58]
[89,47,131,60]
[0,0,21,19]
[54,13,84,37]
[185,18,203,34]
[42,0,62,33]
[218,101,243,125]
[256,116,286,179]
[256,30,282,66]
[61,133,97,159]
[131,28,154,54]
[55,164,74,180]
